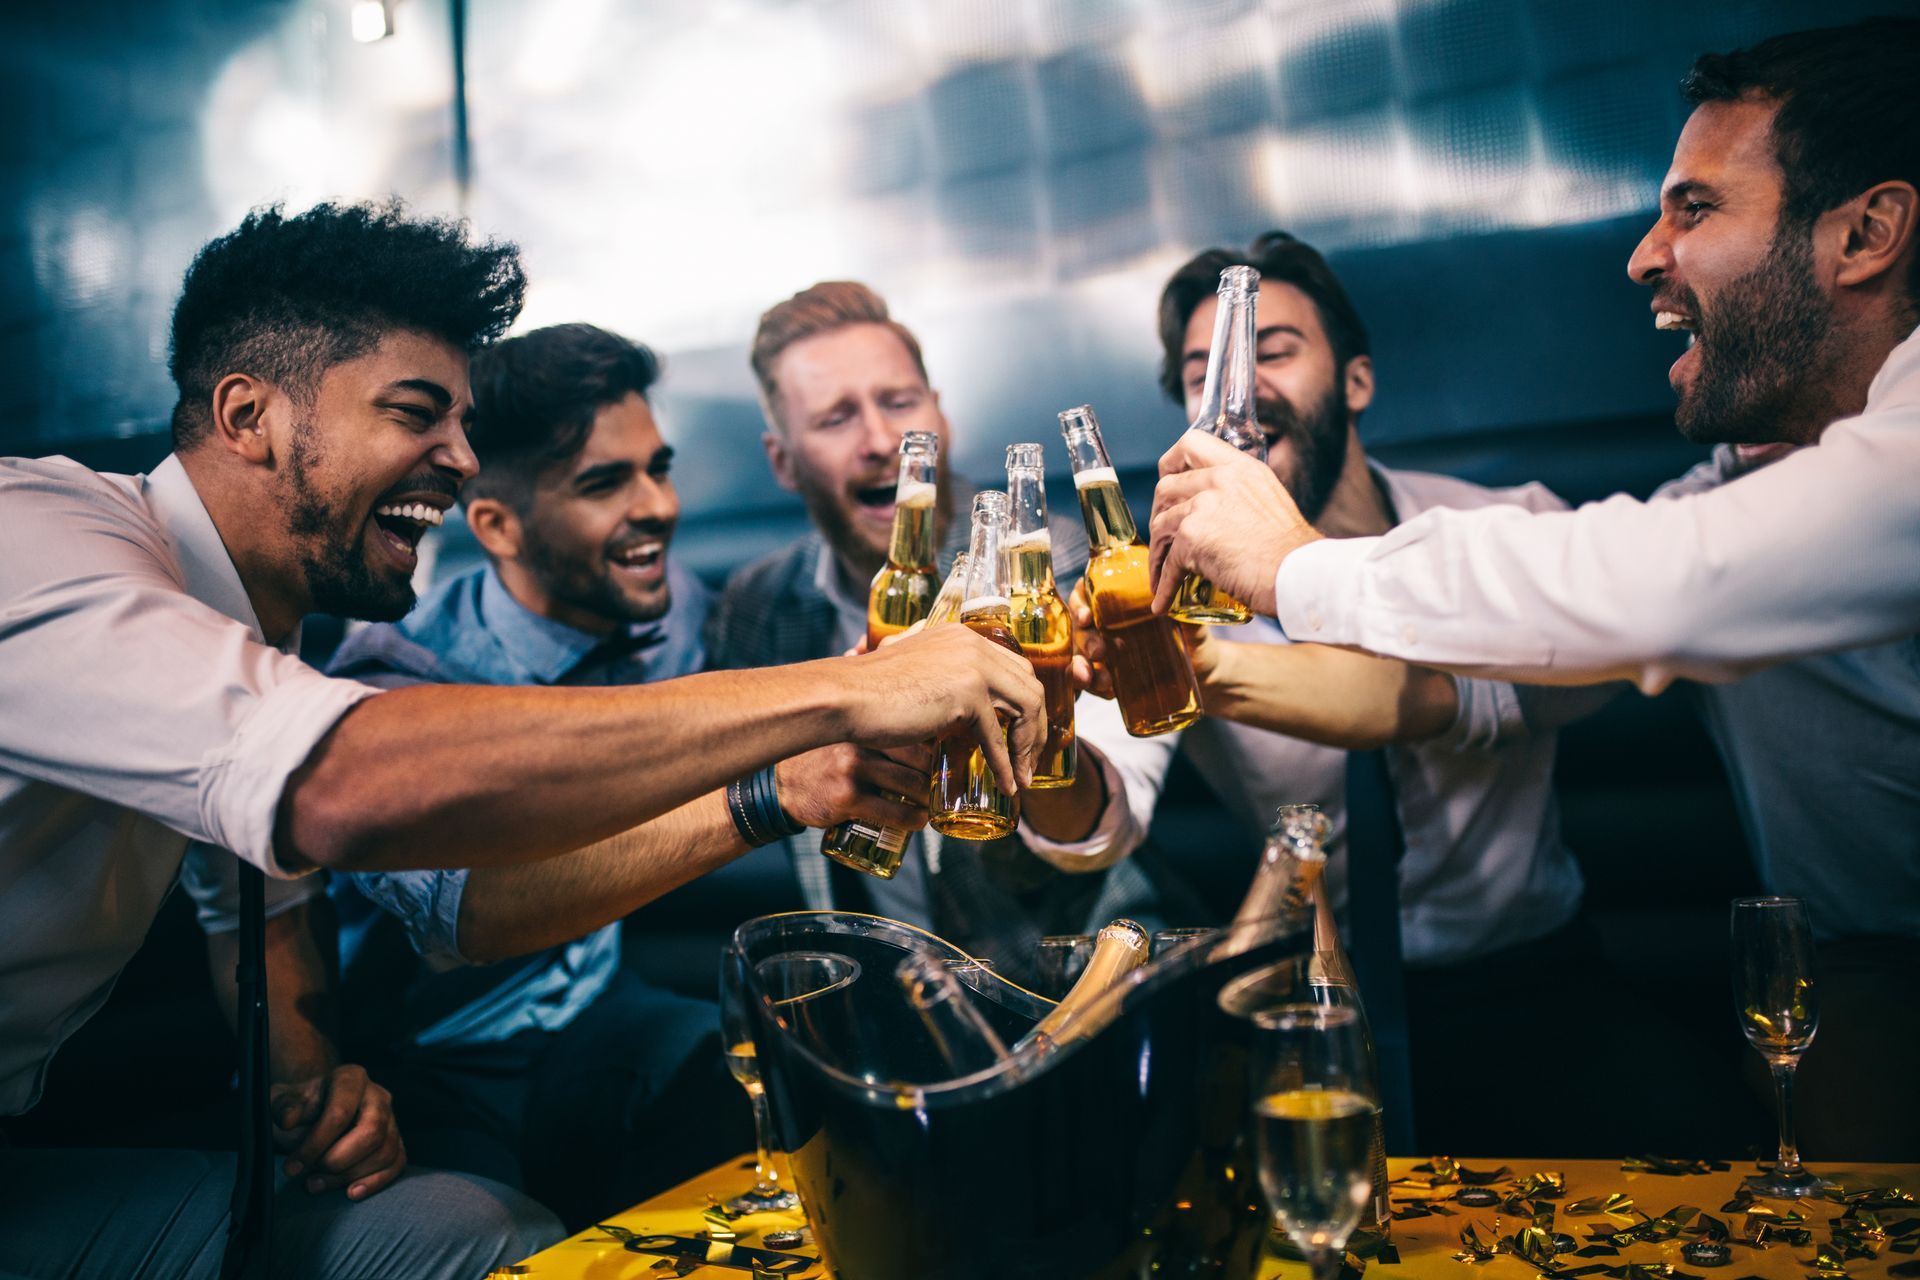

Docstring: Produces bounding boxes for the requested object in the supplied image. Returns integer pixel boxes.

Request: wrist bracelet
[727,766,805,848]
[749,763,806,841]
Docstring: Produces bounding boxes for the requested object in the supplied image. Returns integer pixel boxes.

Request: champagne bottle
[896,949,1012,1077]
[1004,443,1075,788]
[819,554,971,879]
[1170,265,1263,625]
[1012,918,1149,1054]
[1246,804,1392,1246]
[1056,404,1202,738]
[867,430,941,644]
[930,492,1028,841]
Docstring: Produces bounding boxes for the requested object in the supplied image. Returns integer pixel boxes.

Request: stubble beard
[283,417,417,622]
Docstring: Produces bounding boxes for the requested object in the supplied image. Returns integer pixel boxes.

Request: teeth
[375,502,445,526]
[1654,311,1693,332]
[613,542,664,567]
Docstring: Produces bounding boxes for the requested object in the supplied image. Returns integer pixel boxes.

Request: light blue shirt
[326,559,710,1047]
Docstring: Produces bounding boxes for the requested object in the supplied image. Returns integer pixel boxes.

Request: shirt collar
[476,564,664,684]
[145,454,290,652]
[810,538,870,632]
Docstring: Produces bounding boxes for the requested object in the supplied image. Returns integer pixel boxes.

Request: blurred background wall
[9,0,1903,1155]
[1,0,1899,580]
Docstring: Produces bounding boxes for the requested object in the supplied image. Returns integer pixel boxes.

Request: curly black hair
[463,323,664,512]
[1156,231,1369,406]
[168,200,527,447]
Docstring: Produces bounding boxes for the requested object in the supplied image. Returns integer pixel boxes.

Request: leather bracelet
[748,764,806,841]
[727,766,805,848]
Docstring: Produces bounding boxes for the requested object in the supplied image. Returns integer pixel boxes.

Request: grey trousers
[0,1147,563,1279]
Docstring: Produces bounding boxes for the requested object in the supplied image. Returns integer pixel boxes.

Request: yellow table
[515,1154,1918,1278]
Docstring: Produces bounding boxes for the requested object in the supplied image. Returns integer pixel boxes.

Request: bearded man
[1147,19,1920,1160]
[1023,232,1622,1155]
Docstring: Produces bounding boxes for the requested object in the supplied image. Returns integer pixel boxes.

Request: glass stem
[750,1090,780,1190]
[1307,1246,1343,1280]
[1770,1058,1803,1175]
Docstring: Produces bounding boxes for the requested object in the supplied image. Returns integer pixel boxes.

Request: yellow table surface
[515,1153,1918,1278]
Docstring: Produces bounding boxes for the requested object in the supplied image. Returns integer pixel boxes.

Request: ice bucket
[724,909,1311,1280]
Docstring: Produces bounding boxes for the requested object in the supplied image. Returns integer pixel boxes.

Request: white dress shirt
[1024,466,1603,967]
[0,454,377,1114]
[1273,326,1920,693]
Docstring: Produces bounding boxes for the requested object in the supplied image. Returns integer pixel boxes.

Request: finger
[974,699,1021,796]
[270,1081,321,1135]
[870,741,934,775]
[1158,428,1243,478]
[1147,465,1211,527]
[306,1128,405,1197]
[293,1069,366,1173]
[841,790,928,830]
[857,755,932,798]
[311,1104,392,1183]
[344,1137,408,1201]
[1068,653,1113,699]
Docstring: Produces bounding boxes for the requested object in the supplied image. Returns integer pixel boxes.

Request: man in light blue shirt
[327,323,931,1226]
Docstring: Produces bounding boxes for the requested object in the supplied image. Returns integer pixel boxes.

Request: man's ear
[465,496,523,562]
[1831,180,1918,293]
[207,373,278,465]
[762,429,799,494]
[1342,354,1376,417]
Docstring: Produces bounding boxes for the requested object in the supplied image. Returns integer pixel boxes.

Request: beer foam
[895,479,937,507]
[963,594,1011,614]
[1006,530,1052,553]
[1072,465,1118,490]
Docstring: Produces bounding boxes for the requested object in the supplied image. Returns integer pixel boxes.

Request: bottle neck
[1193,283,1261,453]
[963,511,1010,611]
[1005,468,1056,592]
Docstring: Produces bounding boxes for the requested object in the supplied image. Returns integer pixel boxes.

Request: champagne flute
[718,951,858,1210]
[1732,896,1828,1198]
[1250,1005,1379,1280]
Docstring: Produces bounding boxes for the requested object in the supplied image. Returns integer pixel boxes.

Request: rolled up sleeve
[342,868,471,966]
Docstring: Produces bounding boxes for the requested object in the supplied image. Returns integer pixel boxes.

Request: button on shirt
[0,455,378,1115]
[1025,466,1606,967]
[1271,326,1920,692]
[325,560,710,1047]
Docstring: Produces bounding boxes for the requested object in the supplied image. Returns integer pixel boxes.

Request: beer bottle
[1170,264,1262,625]
[1012,918,1149,1054]
[1004,444,1075,788]
[866,430,941,644]
[895,949,1011,1077]
[931,492,1027,841]
[1056,405,1202,738]
[819,554,971,879]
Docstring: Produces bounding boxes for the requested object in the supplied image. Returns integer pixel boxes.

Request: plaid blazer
[704,500,1174,980]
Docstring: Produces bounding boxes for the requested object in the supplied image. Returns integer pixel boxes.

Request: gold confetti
[1569,1193,1635,1216]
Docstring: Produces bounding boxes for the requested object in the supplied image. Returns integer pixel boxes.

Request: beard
[1257,382,1349,524]
[1671,222,1833,445]
[793,454,954,584]
[519,522,674,628]
[283,420,420,623]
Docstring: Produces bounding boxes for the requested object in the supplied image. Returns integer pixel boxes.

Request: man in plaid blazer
[706,282,1184,983]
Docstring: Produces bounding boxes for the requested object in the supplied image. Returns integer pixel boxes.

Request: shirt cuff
[1430,676,1527,752]
[180,842,324,935]
[1272,534,1382,644]
[1017,747,1134,872]
[197,670,382,878]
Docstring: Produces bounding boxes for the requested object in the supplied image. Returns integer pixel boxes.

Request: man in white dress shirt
[1148,20,1918,1156]
[1020,233,1624,1154]
[0,203,1045,1275]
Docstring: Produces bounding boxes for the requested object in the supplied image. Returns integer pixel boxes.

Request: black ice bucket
[723,909,1311,1280]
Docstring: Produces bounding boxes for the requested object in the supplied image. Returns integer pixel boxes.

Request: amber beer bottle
[1056,405,1202,738]
[1170,264,1263,625]
[866,430,941,644]
[818,554,971,879]
[1011,918,1149,1054]
[930,492,1028,841]
[1003,444,1075,788]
